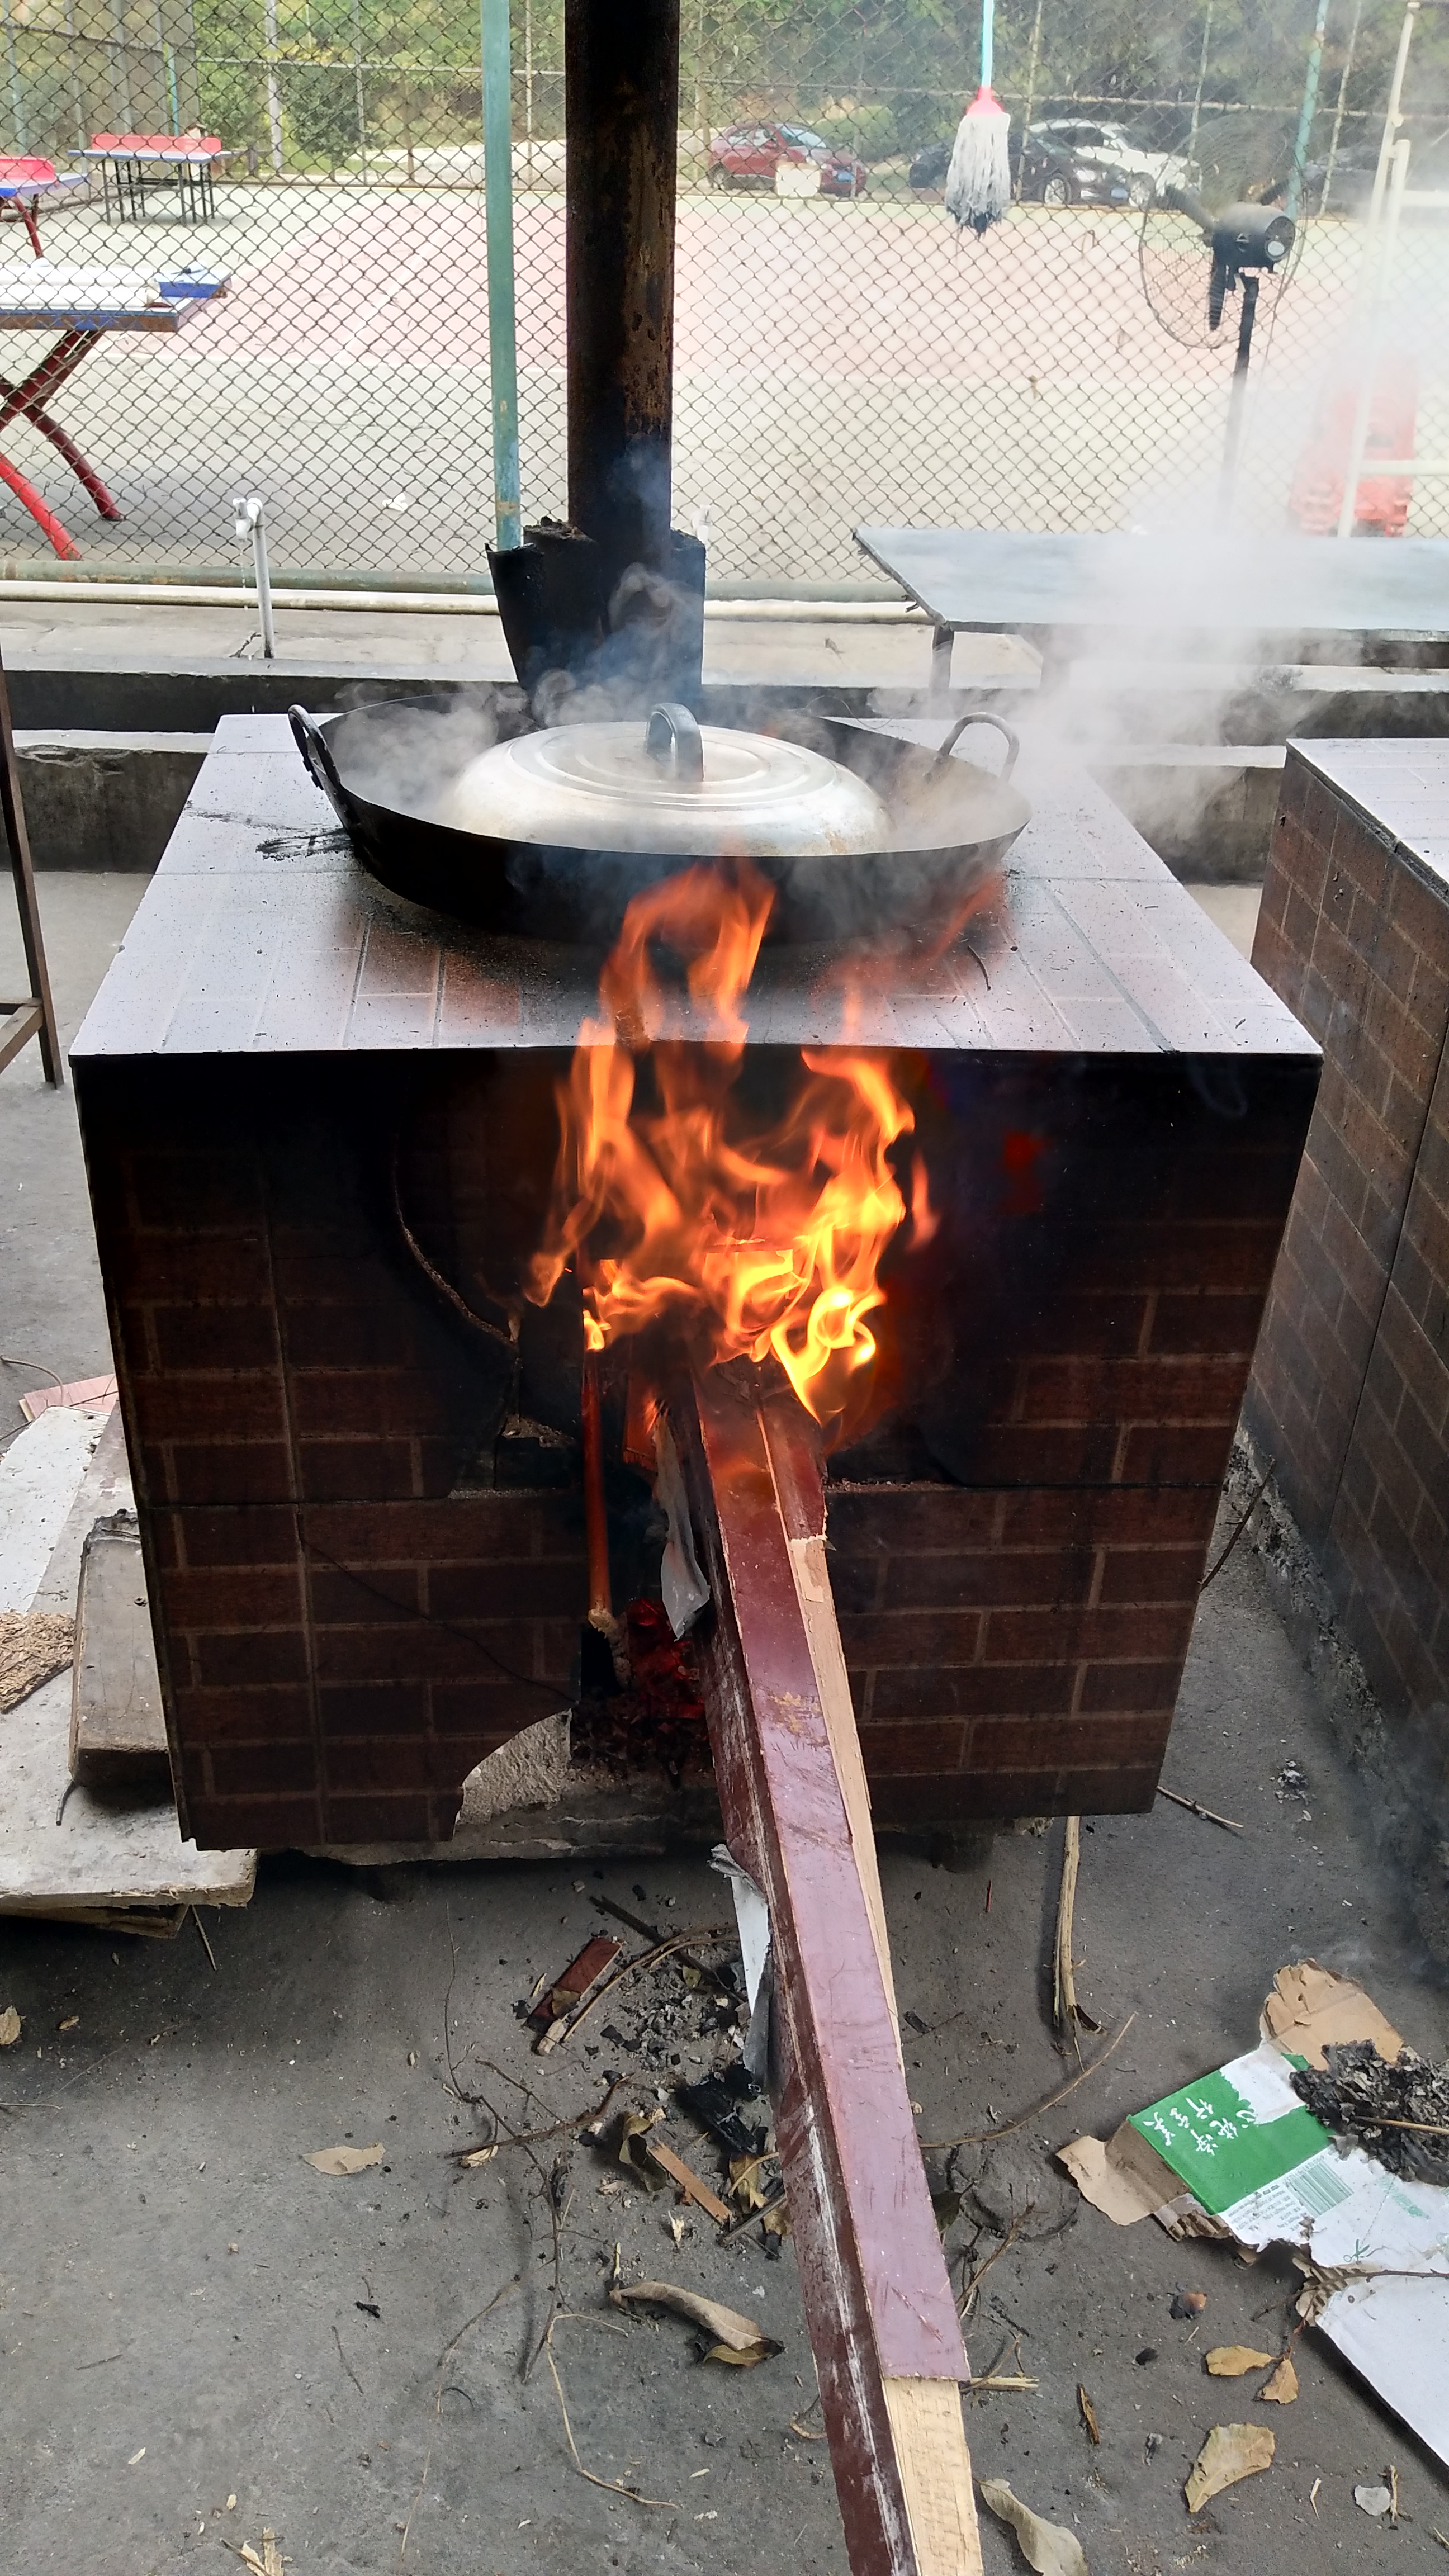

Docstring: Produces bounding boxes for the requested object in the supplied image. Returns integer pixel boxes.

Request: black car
[910,120,1133,208]
[1014,121,1135,207]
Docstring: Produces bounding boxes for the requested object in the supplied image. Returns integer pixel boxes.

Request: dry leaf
[0,2006,20,2047]
[609,2279,783,2364]
[619,2110,670,2193]
[58,2015,79,2033]
[460,2144,497,2170]
[303,2143,383,2176]
[979,2477,1089,2576]
[730,2155,770,2212]
[761,2200,792,2240]
[1355,2483,1393,2518]
[1077,2384,1100,2444]
[1259,2356,1298,2403]
[1184,2424,1275,2512]
[1206,2346,1274,2377]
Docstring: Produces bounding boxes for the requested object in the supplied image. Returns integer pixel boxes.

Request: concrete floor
[0,716,1398,2576]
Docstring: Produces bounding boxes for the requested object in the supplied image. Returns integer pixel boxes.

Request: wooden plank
[675,1367,982,2576]
[643,2135,732,2224]
[69,1513,171,1793]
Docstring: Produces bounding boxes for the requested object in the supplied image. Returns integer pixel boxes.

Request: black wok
[288,691,1029,948]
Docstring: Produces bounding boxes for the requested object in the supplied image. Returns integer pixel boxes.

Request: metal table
[0,163,88,257]
[0,264,228,557]
[70,139,232,224]
[855,526,1449,697]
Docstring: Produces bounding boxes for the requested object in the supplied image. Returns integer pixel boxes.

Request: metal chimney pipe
[565,0,681,587]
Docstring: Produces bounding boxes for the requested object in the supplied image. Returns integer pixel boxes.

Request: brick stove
[72,709,1317,1852]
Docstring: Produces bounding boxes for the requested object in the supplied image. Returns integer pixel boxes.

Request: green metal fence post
[1286,0,1331,217]
[2,0,29,152]
[481,0,522,551]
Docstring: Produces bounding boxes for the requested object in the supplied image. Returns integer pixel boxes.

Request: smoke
[327,691,504,824]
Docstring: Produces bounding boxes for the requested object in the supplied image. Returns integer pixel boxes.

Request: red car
[708,121,868,197]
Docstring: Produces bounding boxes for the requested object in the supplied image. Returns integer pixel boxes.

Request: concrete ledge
[17,730,211,872]
[1090,745,1285,883]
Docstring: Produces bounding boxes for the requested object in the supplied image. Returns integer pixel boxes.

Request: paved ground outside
[1,182,1439,587]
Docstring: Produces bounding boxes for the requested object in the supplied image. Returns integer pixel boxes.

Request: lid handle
[645,701,705,785]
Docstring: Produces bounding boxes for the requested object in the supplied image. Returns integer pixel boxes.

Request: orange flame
[526,863,932,1427]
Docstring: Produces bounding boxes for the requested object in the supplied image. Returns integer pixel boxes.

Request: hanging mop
[945,0,1011,236]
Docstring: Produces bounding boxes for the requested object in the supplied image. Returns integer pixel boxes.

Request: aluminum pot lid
[432,700,893,858]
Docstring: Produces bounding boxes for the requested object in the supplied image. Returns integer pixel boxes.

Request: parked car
[1075,119,1201,205]
[909,120,1138,209]
[1015,122,1133,207]
[1020,120,1189,208]
[908,135,953,191]
[708,122,868,197]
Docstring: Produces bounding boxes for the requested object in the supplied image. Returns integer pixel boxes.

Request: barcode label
[1292,2155,1353,2219]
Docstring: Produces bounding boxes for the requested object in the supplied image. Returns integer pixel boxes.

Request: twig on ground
[1199,1456,1276,1590]
[525,2152,575,2380]
[549,1924,732,2052]
[959,2208,1033,2318]
[967,2374,1039,2393]
[921,2012,1137,2152]
[717,2184,788,2243]
[332,2323,362,2395]
[593,1893,737,1996]
[450,2072,623,2162]
[397,2276,519,2566]
[546,2341,675,2509]
[190,1905,218,1971]
[1157,1785,1244,1834]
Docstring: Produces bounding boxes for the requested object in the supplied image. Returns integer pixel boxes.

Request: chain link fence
[0,0,1445,586]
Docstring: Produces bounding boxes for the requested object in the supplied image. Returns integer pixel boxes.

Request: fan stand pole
[1216,272,1259,523]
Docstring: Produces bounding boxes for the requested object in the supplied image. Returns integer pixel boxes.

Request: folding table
[0,263,228,558]
[856,524,1449,699]
[0,158,88,257]
[70,136,231,225]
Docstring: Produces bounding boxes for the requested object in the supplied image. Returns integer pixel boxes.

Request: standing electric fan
[1139,190,1298,511]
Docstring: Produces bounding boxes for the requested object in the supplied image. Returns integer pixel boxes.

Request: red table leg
[0,449,81,558]
[0,330,122,524]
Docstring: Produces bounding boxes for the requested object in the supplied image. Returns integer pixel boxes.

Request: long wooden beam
[675,1367,983,2576]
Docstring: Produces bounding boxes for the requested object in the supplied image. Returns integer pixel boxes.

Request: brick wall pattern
[79,1048,1314,1849]
[1247,740,1449,1775]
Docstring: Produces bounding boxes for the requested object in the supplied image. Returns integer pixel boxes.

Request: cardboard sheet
[1060,1963,1449,2466]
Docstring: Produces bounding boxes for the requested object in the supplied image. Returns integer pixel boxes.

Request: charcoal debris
[1291,2039,1449,2184]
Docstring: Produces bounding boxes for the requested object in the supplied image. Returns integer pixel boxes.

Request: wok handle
[288,704,349,822]
[645,700,705,784]
[935,708,1020,782]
